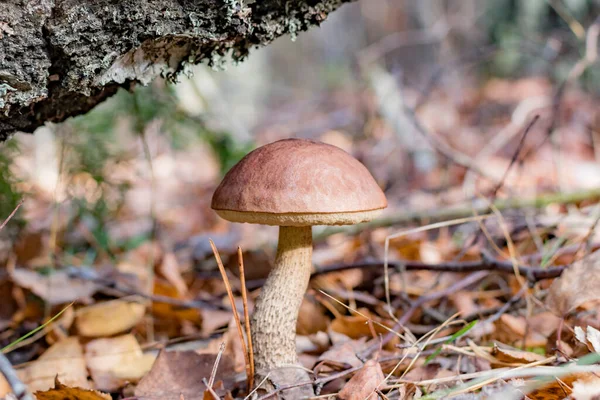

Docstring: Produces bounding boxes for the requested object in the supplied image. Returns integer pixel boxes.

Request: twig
[362,271,489,357]
[66,268,230,311]
[237,246,255,391]
[245,254,566,291]
[314,188,600,239]
[489,115,540,197]
[402,101,498,184]
[0,198,23,232]
[481,283,529,326]
[0,352,34,400]
[208,342,226,388]
[315,254,565,281]
[209,240,251,392]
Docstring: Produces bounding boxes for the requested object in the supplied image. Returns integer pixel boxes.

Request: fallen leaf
[491,345,546,365]
[297,298,330,336]
[200,308,233,336]
[159,252,188,296]
[318,337,368,369]
[527,373,592,400]
[10,269,97,305]
[574,326,600,354]
[572,375,600,400]
[135,350,234,400]
[85,334,156,391]
[17,337,89,393]
[33,378,110,400]
[330,308,393,341]
[76,298,145,337]
[338,360,385,400]
[199,318,246,373]
[546,251,600,316]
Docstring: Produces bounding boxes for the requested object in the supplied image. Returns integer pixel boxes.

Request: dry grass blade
[237,246,255,391]
[209,239,252,391]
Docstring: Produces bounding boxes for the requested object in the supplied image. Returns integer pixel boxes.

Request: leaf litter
[3,33,600,400]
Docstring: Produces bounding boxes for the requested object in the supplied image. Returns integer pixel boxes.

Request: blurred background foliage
[0,0,599,257]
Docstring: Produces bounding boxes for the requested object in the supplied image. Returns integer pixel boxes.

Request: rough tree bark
[0,0,353,141]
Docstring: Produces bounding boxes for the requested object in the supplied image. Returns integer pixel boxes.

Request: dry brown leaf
[76,299,145,337]
[159,252,188,296]
[297,298,330,336]
[318,337,368,369]
[546,251,600,316]
[527,373,594,400]
[574,326,600,354]
[32,378,111,400]
[450,292,477,317]
[17,337,89,393]
[330,308,393,340]
[200,308,233,336]
[491,345,546,365]
[10,269,97,305]
[199,318,246,373]
[134,350,234,400]
[84,334,156,391]
[338,360,385,400]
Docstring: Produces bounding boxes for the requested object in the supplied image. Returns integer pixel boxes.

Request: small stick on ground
[0,198,23,232]
[210,240,252,392]
[208,342,226,388]
[0,352,35,400]
[237,246,255,391]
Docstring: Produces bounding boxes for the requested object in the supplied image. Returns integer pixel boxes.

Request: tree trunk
[0,0,353,141]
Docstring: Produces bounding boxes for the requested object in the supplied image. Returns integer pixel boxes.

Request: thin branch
[0,352,35,400]
[0,199,23,232]
[315,188,600,240]
[310,255,565,282]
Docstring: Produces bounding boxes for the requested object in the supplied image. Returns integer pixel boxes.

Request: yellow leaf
[17,337,89,393]
[76,299,145,337]
[85,334,156,391]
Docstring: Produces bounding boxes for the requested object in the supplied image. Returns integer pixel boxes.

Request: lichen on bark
[0,0,352,141]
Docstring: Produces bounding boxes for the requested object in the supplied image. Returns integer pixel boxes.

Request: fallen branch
[311,254,566,282]
[244,251,567,291]
[315,188,600,240]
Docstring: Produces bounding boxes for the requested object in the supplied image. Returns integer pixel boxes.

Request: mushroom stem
[251,225,312,371]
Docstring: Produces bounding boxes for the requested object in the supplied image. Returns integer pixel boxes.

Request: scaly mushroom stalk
[251,225,312,371]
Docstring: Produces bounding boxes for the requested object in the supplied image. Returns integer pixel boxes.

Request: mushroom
[211,138,387,393]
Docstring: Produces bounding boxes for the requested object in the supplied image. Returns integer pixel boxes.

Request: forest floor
[1,67,600,400]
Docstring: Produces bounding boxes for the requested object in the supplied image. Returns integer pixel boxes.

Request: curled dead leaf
[546,251,600,316]
[338,360,385,400]
[32,378,111,400]
[491,345,546,366]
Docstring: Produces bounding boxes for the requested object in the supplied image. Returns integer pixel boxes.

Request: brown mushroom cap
[211,138,387,226]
